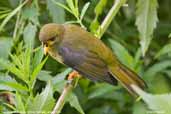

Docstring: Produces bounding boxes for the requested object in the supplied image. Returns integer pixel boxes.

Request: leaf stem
[97,0,127,38]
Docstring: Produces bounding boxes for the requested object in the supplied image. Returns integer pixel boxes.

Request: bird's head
[39,23,64,55]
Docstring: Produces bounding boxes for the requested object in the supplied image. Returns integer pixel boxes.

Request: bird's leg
[67,71,80,80]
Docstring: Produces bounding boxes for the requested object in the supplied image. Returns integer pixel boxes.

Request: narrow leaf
[88,83,119,99]
[47,0,65,23]
[31,56,48,86]
[23,23,37,48]
[169,33,171,38]
[67,93,85,114]
[66,0,75,12]
[52,0,73,14]
[0,37,13,60]
[132,85,171,114]
[135,0,158,56]
[21,4,39,25]
[0,59,26,82]
[15,92,26,113]
[95,0,107,16]
[80,2,90,20]
[144,60,171,81]
[0,0,27,32]
[32,46,44,70]
[155,43,171,59]
[0,81,28,91]
[108,39,134,70]
[27,82,55,113]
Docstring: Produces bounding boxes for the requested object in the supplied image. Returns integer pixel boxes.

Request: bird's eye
[49,37,56,41]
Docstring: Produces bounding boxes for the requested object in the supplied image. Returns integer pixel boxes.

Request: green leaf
[90,0,107,35]
[15,92,26,113]
[22,3,39,25]
[37,70,52,82]
[52,0,73,14]
[0,59,26,82]
[155,43,171,59]
[169,33,171,38]
[0,0,27,32]
[135,0,158,56]
[23,48,31,80]
[149,74,171,94]
[132,85,171,114]
[47,0,65,23]
[27,82,55,113]
[32,46,44,70]
[9,54,23,70]
[162,70,171,79]
[108,39,134,70]
[31,56,48,87]
[53,68,72,92]
[89,105,115,114]
[133,48,143,73]
[66,0,75,11]
[0,74,17,91]
[88,83,119,99]
[94,0,107,16]
[8,0,20,8]
[67,92,85,114]
[144,60,171,81]
[0,37,13,60]
[90,18,100,35]
[0,80,28,91]
[133,102,148,114]
[67,0,79,18]
[23,22,37,48]
[80,2,90,20]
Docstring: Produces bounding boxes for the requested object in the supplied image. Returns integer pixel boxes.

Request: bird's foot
[67,71,79,81]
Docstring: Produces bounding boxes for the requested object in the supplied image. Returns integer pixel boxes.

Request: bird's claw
[67,71,79,80]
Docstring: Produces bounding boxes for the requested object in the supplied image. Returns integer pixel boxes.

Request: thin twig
[97,0,127,38]
[51,82,73,114]
[51,1,127,114]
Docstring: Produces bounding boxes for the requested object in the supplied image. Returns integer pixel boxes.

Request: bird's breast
[48,48,64,64]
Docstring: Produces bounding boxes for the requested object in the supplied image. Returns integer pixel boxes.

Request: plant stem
[51,83,73,114]
[97,0,127,38]
[13,1,22,40]
[51,78,79,114]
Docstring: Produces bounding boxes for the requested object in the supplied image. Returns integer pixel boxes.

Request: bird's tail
[109,63,146,96]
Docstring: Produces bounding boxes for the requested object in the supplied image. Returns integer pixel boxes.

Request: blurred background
[0,0,171,114]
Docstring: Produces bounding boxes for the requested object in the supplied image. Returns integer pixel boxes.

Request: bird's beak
[42,43,49,55]
[43,46,49,55]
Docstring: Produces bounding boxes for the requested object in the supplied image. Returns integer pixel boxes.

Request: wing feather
[58,45,117,85]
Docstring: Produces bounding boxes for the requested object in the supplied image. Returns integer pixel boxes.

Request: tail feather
[109,64,146,96]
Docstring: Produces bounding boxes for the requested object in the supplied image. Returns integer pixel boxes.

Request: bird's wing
[58,45,117,85]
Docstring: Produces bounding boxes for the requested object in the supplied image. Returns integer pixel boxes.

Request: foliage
[0,0,171,114]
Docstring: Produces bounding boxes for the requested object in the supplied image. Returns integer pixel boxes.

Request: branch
[51,82,73,114]
[51,75,79,114]
[51,0,126,114]
[97,0,127,38]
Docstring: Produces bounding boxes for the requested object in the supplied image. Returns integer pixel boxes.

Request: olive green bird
[39,23,146,96]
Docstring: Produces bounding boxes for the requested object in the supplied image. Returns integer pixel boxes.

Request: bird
[39,23,146,96]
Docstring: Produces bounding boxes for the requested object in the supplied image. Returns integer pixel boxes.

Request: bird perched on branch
[39,23,146,96]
